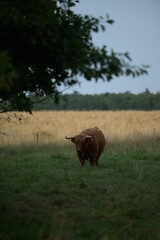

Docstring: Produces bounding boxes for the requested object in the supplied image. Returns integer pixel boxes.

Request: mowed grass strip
[0,135,160,240]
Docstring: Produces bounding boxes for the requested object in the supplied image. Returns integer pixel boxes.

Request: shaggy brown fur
[66,127,106,166]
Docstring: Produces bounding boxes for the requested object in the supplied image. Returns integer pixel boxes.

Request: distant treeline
[33,89,160,111]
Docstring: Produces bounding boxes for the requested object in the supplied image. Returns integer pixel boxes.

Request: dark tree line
[33,89,160,111]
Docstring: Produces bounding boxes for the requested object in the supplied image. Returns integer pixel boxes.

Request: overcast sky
[62,0,160,94]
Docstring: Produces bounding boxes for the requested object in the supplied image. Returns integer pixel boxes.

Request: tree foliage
[0,0,148,113]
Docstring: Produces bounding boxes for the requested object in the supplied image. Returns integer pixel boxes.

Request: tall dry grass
[0,111,160,145]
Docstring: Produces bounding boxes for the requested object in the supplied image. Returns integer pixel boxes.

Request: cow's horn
[65,136,74,140]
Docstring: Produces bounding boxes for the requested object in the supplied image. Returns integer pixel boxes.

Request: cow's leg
[95,158,99,166]
[79,158,85,166]
[95,152,102,165]
[89,157,96,166]
[77,151,85,166]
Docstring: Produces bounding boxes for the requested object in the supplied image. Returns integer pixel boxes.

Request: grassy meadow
[0,111,160,239]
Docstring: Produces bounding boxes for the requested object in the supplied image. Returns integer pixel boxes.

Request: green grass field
[0,136,160,240]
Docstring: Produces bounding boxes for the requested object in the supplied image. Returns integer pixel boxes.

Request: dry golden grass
[0,111,160,145]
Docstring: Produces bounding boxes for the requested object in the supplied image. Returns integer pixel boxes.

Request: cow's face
[71,135,92,152]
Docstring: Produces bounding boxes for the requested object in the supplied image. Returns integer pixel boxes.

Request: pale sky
[62,0,160,94]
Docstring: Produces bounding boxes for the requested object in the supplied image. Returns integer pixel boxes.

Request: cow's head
[65,134,92,152]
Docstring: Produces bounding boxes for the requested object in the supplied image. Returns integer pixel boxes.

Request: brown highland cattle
[65,127,106,166]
